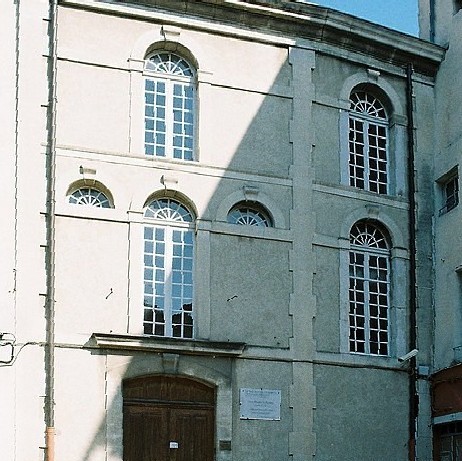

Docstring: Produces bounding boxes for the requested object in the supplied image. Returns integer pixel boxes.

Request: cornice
[60,0,445,76]
[89,333,246,356]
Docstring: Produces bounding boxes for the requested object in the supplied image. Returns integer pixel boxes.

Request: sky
[308,1,419,36]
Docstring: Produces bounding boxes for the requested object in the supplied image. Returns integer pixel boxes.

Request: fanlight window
[144,52,195,161]
[348,221,390,356]
[350,91,387,120]
[349,91,388,194]
[143,198,194,339]
[227,202,272,227]
[68,188,111,208]
[145,53,194,76]
[350,221,388,249]
[144,198,193,222]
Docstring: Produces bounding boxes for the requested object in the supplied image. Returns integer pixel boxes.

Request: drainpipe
[429,0,436,43]
[405,63,418,461]
[44,0,58,460]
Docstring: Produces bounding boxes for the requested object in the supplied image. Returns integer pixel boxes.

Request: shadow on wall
[69,26,296,461]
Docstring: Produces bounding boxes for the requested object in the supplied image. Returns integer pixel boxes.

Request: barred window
[349,91,388,194]
[348,221,390,356]
[143,198,194,339]
[144,52,195,161]
[440,174,459,215]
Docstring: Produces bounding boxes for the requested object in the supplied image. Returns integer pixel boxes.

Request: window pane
[348,92,388,194]
[144,54,195,161]
[143,219,194,339]
[68,188,111,208]
[227,202,272,227]
[349,221,390,355]
[144,78,167,157]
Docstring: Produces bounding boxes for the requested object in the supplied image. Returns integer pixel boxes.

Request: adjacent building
[0,1,460,460]
[419,1,462,458]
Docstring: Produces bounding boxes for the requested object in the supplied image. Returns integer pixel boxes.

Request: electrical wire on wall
[0,333,15,365]
[0,333,40,366]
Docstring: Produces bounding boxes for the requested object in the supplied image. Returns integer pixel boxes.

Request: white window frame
[142,198,195,339]
[144,52,196,161]
[347,221,391,356]
[227,202,273,227]
[439,172,459,215]
[68,187,111,208]
[348,91,389,194]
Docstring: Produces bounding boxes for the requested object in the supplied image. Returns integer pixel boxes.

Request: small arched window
[227,202,273,227]
[349,90,388,194]
[144,52,195,161]
[348,220,390,356]
[68,188,111,208]
[143,197,195,338]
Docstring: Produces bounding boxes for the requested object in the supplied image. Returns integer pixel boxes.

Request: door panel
[123,405,168,461]
[123,376,215,461]
[169,407,214,461]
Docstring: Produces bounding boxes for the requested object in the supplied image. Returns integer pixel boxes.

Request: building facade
[0,1,460,460]
[419,1,462,459]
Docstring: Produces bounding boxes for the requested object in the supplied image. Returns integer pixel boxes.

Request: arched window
[349,90,388,194]
[68,188,111,208]
[227,202,273,227]
[348,220,390,356]
[144,52,195,161]
[143,197,194,338]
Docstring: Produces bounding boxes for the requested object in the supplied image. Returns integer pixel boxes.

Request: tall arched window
[144,52,195,160]
[349,91,388,194]
[348,220,390,356]
[143,197,195,338]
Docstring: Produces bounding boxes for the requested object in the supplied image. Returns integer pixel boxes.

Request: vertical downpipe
[45,0,58,460]
[430,0,436,43]
[406,63,418,461]
[13,0,20,457]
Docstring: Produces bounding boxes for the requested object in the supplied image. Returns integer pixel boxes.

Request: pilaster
[288,45,317,461]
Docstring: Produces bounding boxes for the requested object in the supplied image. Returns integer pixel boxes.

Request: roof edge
[59,0,446,76]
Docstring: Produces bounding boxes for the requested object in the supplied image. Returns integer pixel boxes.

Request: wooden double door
[123,375,215,461]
